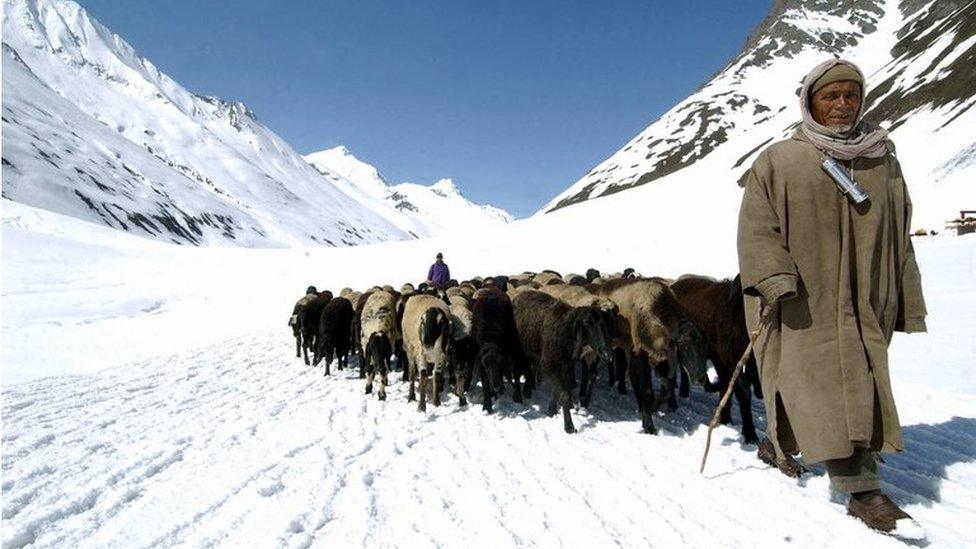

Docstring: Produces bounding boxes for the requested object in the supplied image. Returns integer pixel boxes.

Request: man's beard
[827,121,855,135]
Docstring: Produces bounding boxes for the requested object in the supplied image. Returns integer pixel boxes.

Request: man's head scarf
[795,58,890,160]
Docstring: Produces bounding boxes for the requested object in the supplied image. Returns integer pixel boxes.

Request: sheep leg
[418,369,429,412]
[520,360,534,399]
[456,368,467,407]
[630,354,657,434]
[665,376,679,412]
[295,337,301,358]
[401,351,410,382]
[628,354,643,412]
[578,358,590,407]
[365,353,375,393]
[615,348,628,394]
[302,335,311,366]
[432,366,442,407]
[735,378,759,444]
[478,361,494,413]
[716,366,734,426]
[546,362,576,433]
[511,369,523,404]
[378,365,388,401]
[580,357,597,408]
[586,358,598,408]
[407,361,416,402]
[679,365,690,398]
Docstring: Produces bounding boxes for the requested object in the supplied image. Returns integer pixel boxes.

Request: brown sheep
[445,286,464,300]
[532,271,562,286]
[457,283,477,299]
[360,290,398,400]
[587,278,708,434]
[670,274,761,443]
[402,294,453,411]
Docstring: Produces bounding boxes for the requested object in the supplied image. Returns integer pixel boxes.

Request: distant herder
[426,252,451,290]
[737,59,927,536]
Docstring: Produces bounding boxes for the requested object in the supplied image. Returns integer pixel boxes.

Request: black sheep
[491,275,509,293]
[565,275,588,286]
[288,286,318,359]
[512,291,612,433]
[471,288,527,412]
[314,297,354,375]
[297,292,332,365]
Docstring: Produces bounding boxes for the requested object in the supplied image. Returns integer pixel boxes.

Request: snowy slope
[1,0,512,247]
[1,0,413,247]
[2,199,975,547]
[540,0,976,232]
[305,146,513,238]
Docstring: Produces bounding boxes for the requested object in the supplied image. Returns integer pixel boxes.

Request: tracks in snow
[2,331,975,547]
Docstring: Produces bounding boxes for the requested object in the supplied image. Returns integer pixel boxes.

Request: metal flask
[821,155,869,205]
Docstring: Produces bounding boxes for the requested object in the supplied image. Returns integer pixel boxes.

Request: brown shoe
[756,438,806,478]
[847,493,925,539]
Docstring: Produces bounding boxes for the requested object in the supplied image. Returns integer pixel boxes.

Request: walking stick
[699,304,774,474]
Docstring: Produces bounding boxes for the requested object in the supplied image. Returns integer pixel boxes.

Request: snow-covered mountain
[305,146,513,238]
[0,0,510,247]
[539,0,975,232]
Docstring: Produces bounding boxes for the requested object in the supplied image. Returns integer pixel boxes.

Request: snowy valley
[2,0,975,547]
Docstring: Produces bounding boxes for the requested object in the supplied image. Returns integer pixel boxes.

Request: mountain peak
[430,178,459,196]
[536,0,976,231]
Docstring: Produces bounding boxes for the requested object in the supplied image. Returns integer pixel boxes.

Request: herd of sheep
[288,269,761,439]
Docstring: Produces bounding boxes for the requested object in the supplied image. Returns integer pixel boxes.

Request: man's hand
[755,273,798,306]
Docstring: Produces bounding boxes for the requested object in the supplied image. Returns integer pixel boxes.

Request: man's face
[810,80,861,129]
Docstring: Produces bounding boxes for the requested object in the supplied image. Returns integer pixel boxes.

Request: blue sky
[80,1,771,218]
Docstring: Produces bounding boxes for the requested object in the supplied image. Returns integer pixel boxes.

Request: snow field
[2,329,974,548]
[2,204,975,546]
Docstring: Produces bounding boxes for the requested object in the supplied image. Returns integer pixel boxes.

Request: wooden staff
[699,304,774,474]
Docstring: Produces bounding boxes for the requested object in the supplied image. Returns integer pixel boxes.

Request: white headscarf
[794,59,890,160]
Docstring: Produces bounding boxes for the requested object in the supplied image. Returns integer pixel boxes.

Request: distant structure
[946,210,976,236]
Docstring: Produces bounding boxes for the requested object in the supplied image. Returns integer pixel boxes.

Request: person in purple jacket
[426,252,451,289]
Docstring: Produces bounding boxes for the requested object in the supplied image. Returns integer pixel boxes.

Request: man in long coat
[737,59,927,535]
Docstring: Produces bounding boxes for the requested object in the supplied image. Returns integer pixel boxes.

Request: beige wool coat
[737,133,927,464]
